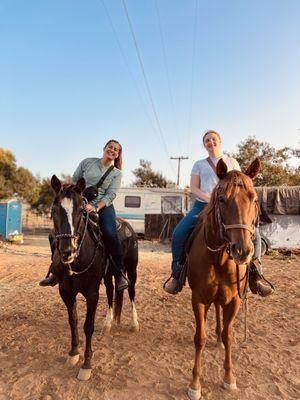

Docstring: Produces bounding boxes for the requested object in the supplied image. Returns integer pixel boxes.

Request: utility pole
[170,156,189,186]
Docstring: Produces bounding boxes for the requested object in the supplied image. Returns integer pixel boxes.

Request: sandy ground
[0,235,299,400]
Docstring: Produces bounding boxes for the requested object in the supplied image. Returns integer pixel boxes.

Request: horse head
[214,158,260,264]
[51,175,86,264]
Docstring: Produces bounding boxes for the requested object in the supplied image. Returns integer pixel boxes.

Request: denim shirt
[72,157,122,207]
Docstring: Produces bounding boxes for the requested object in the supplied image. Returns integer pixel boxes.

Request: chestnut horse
[50,175,138,380]
[187,158,260,400]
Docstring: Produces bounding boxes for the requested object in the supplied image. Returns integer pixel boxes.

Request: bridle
[204,186,259,254]
[52,197,100,275]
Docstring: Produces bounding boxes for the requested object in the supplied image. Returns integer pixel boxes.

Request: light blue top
[72,157,122,207]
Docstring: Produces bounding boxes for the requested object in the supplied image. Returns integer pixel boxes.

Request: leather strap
[206,157,218,177]
[95,165,114,188]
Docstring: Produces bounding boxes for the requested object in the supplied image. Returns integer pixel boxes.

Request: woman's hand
[84,204,97,213]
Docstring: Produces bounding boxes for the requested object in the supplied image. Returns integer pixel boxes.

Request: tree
[228,136,300,186]
[14,167,39,204]
[31,178,55,215]
[0,148,17,199]
[132,159,172,187]
[0,148,39,202]
[31,174,73,215]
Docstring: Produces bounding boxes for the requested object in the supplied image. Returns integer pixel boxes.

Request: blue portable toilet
[0,199,22,239]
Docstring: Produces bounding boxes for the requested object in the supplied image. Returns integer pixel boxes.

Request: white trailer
[114,187,189,235]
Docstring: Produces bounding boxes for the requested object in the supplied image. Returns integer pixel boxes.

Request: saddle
[85,213,133,245]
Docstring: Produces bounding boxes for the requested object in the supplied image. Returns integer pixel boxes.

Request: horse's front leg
[103,274,114,333]
[222,297,241,390]
[77,291,99,381]
[59,287,80,366]
[188,293,207,400]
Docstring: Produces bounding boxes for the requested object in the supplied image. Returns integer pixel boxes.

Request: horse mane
[201,170,255,221]
[52,184,81,209]
[61,184,76,196]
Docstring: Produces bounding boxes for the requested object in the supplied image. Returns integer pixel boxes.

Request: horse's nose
[61,248,74,263]
[231,243,252,262]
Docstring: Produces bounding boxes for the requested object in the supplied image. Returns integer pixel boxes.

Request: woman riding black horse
[40,139,128,291]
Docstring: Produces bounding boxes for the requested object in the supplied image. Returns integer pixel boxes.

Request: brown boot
[163,277,180,295]
[163,265,184,295]
[39,273,57,287]
[249,259,274,297]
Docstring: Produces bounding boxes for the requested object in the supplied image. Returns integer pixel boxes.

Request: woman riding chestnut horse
[164,130,273,297]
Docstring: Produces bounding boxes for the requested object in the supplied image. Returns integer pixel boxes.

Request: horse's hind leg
[114,288,124,325]
[59,288,80,367]
[188,293,207,400]
[215,303,223,347]
[103,274,114,332]
[77,291,99,381]
[221,297,241,390]
[127,262,139,331]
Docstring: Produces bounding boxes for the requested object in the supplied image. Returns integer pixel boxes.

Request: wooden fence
[22,211,52,233]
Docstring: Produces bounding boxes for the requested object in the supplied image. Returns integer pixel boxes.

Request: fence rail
[22,212,52,232]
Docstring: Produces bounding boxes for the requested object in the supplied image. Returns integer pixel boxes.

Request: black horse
[50,175,138,380]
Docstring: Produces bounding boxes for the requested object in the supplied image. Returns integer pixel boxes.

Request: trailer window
[161,196,182,213]
[125,196,141,208]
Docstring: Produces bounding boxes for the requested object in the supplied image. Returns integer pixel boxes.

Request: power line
[155,0,181,154]
[186,0,199,156]
[170,156,189,186]
[121,0,176,176]
[99,0,157,135]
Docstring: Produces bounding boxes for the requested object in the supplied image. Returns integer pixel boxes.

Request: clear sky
[1,0,299,186]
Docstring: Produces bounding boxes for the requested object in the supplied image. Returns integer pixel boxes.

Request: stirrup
[249,261,275,296]
[163,267,184,294]
[163,276,181,294]
[39,274,57,287]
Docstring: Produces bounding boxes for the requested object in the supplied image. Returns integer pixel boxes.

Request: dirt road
[0,236,299,400]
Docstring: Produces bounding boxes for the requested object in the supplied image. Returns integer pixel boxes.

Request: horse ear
[245,158,261,179]
[216,158,228,180]
[75,177,86,194]
[51,175,62,193]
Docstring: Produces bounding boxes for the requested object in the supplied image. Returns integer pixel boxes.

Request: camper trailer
[114,187,189,235]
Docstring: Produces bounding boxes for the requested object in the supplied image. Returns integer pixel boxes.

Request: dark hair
[202,130,221,143]
[104,139,123,170]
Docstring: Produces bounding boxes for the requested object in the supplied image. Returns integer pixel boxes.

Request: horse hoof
[67,354,80,366]
[77,368,92,381]
[102,324,112,334]
[216,341,224,349]
[222,381,237,390]
[187,387,201,400]
[131,323,139,332]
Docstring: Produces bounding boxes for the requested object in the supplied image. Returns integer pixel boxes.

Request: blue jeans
[171,201,207,274]
[98,205,124,276]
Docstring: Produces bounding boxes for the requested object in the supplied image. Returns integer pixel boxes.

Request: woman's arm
[190,175,210,203]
